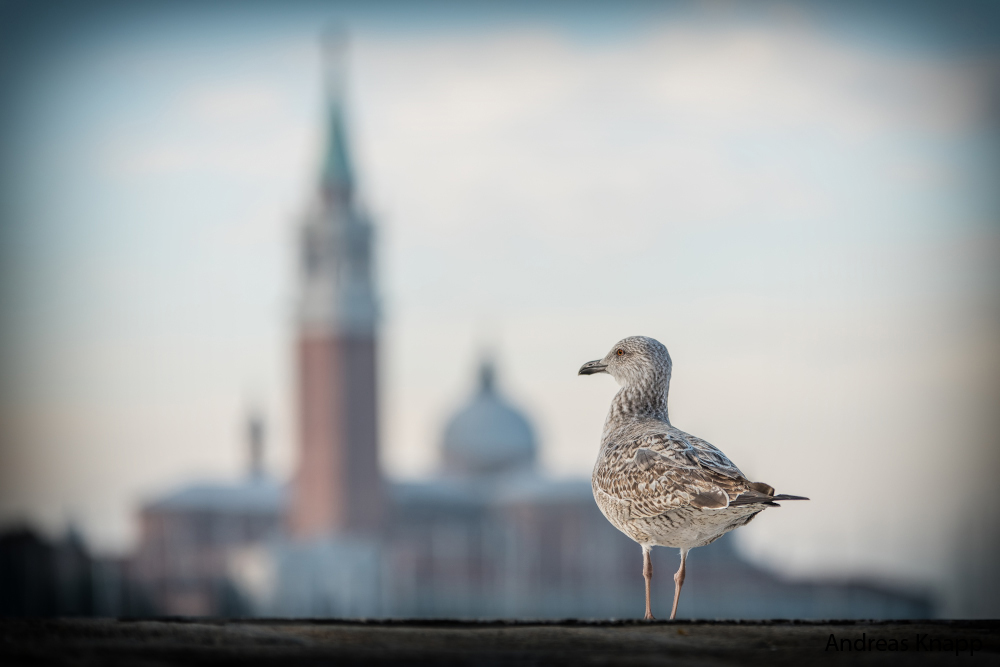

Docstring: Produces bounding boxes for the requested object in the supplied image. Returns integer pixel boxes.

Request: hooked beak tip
[578,360,608,376]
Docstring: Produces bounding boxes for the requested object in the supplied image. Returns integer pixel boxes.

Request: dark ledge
[1,618,996,666]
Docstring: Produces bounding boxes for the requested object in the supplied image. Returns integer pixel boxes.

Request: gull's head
[578,336,672,387]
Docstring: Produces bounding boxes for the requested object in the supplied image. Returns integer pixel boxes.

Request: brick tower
[289,36,383,539]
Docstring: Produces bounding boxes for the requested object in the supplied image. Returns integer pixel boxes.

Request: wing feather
[593,430,753,518]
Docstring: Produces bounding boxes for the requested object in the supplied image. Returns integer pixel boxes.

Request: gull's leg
[642,545,654,620]
[669,548,689,620]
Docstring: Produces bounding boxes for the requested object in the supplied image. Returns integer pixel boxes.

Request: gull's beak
[578,359,608,375]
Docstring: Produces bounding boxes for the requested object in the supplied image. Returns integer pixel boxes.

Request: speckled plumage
[579,335,806,619]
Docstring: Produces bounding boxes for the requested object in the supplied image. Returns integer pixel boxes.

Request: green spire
[320,31,353,191]
[323,97,353,189]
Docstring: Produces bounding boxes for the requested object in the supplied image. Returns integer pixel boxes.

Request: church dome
[441,361,537,476]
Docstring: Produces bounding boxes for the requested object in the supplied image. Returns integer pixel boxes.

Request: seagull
[579,336,807,620]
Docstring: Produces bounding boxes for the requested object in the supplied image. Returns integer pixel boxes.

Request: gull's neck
[604,372,671,436]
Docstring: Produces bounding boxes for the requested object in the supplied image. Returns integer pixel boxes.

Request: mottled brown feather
[592,424,755,519]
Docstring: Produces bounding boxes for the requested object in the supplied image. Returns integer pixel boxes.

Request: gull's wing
[668,429,746,479]
[670,430,810,505]
[593,432,752,518]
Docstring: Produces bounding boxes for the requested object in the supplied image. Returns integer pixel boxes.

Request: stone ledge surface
[1,618,996,666]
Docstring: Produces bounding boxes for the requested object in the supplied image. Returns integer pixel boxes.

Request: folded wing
[594,434,752,517]
[593,432,808,517]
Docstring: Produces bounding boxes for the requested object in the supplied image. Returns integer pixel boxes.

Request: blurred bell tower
[289,32,383,538]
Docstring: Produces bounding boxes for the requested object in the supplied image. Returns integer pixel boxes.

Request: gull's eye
[616,349,624,357]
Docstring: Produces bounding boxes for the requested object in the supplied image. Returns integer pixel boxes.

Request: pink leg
[642,545,654,620]
[669,548,688,620]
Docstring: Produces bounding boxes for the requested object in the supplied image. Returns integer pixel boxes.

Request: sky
[0,0,998,615]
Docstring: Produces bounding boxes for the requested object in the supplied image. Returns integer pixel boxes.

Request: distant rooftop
[145,476,287,514]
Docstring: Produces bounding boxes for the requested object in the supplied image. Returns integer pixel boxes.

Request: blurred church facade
[118,39,933,621]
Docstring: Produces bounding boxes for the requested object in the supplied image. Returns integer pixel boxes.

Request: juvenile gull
[579,336,807,620]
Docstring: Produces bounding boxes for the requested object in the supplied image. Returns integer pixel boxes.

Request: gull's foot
[644,612,656,621]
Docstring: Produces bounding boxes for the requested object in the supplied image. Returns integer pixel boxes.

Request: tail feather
[731,485,809,507]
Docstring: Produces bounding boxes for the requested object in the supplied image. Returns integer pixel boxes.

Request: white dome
[441,361,537,476]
